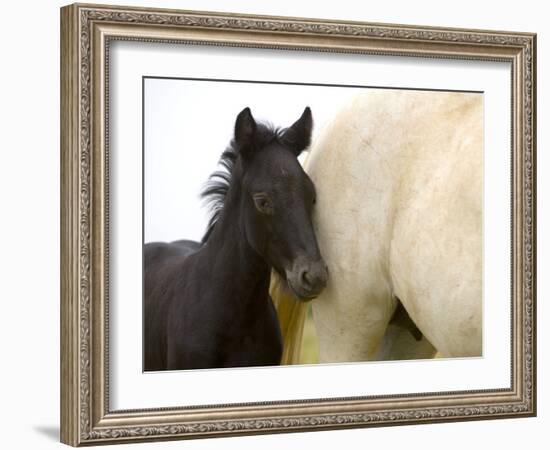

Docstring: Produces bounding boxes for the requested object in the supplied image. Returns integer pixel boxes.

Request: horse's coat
[274,90,482,362]
[144,107,327,371]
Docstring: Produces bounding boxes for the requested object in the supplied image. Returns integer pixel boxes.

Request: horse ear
[234,107,257,159]
[281,107,313,156]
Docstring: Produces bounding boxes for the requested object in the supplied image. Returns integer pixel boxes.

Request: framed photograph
[60,3,537,446]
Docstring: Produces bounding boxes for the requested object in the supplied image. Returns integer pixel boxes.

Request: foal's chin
[286,281,322,303]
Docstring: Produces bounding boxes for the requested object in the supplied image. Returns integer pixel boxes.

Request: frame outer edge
[533,33,537,416]
[528,33,536,416]
[61,2,537,445]
[61,4,81,447]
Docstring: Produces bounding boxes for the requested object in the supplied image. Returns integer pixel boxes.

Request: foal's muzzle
[286,257,328,301]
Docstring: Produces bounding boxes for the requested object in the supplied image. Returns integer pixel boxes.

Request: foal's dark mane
[200,122,287,243]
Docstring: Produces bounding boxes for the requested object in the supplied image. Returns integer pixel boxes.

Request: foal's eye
[253,193,274,215]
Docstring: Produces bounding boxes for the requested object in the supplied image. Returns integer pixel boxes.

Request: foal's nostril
[301,270,312,288]
[300,266,327,292]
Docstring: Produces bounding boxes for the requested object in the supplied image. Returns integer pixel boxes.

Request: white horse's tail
[270,271,308,364]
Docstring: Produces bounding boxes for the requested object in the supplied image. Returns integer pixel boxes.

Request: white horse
[273,89,482,363]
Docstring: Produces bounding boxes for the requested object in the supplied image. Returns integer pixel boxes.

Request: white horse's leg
[307,141,397,362]
[305,93,399,363]
[312,273,396,362]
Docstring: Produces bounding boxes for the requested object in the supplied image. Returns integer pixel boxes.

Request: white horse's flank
[304,89,482,362]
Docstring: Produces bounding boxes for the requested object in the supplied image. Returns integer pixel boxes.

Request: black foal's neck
[203,186,271,302]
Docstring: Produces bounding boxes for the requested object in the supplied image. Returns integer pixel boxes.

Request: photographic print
[143,78,482,371]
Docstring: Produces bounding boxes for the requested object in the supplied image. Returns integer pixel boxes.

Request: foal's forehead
[253,144,303,176]
[244,145,310,193]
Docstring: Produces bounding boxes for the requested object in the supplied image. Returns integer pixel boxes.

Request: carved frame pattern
[60,3,536,446]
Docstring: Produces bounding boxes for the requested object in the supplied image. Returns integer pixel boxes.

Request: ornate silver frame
[60,3,536,446]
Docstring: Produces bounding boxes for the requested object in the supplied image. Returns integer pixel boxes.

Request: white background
[0,0,547,449]
[144,78,360,243]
